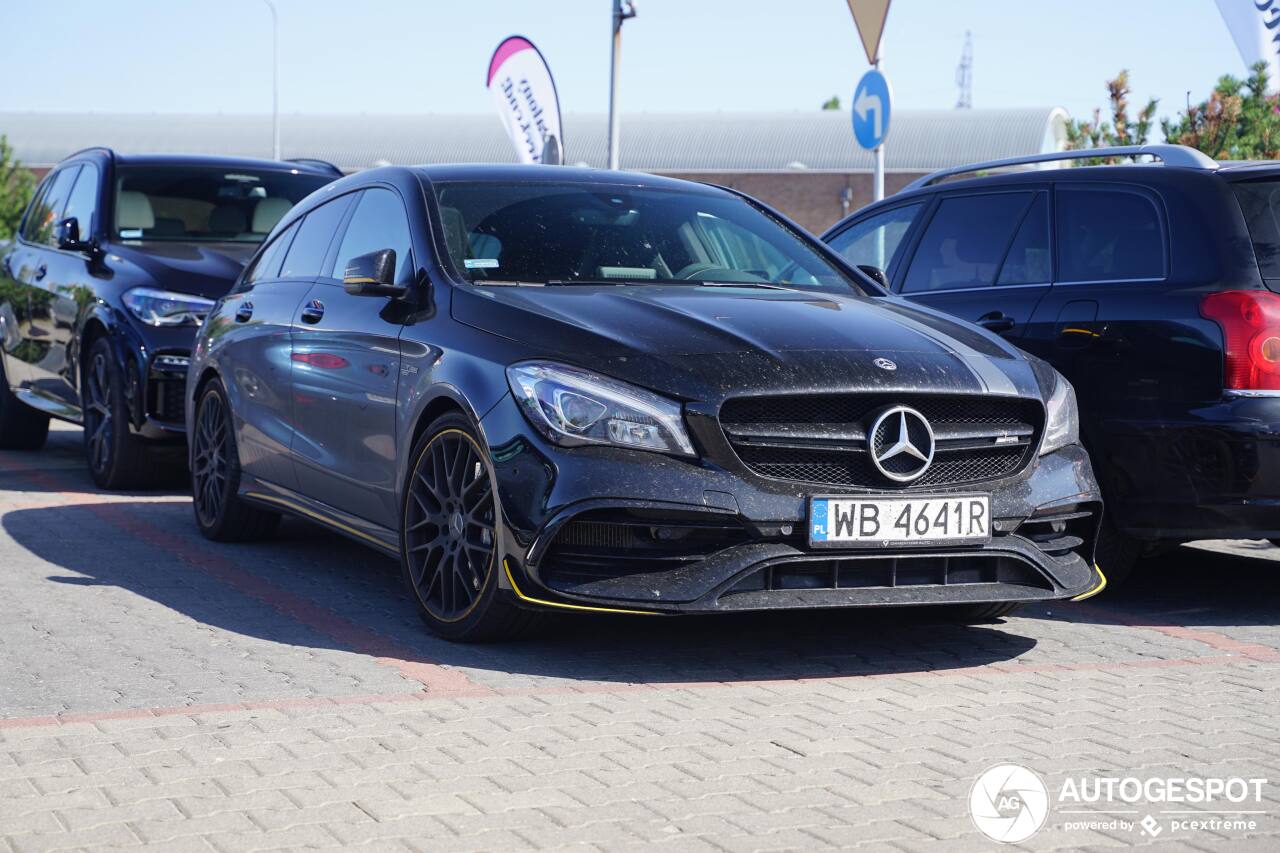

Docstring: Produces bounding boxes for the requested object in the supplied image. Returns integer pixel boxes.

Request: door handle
[235,301,254,323]
[977,311,1015,333]
[33,264,47,282]
[300,299,325,324]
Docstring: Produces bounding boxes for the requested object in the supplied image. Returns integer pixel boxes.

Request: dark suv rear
[0,148,337,487]
[822,144,1280,581]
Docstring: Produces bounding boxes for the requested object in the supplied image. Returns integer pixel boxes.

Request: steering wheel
[673,262,729,280]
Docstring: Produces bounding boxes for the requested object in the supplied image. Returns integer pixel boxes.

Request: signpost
[845,0,892,201]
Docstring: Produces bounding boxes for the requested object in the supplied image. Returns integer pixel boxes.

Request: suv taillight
[1200,290,1280,391]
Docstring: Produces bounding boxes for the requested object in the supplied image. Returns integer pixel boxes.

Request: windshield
[113,166,331,243]
[431,180,862,292]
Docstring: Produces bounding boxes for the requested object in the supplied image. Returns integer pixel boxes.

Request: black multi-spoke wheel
[190,379,279,541]
[0,352,49,450]
[401,413,537,641]
[81,337,182,489]
[83,349,113,476]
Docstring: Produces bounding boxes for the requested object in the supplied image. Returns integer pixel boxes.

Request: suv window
[902,192,1033,293]
[243,219,300,287]
[1057,187,1164,282]
[19,174,56,242]
[1231,179,1280,280]
[61,163,100,241]
[996,193,1050,285]
[828,203,921,277]
[280,195,355,279]
[331,188,413,282]
[24,167,79,246]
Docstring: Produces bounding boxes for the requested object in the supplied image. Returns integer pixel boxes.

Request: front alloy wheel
[401,413,537,641]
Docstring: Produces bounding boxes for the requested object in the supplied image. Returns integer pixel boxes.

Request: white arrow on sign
[854,87,883,140]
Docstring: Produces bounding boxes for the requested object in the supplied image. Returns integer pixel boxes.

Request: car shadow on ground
[5,500,1039,685]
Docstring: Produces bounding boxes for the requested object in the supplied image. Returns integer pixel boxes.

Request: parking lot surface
[2,424,1280,851]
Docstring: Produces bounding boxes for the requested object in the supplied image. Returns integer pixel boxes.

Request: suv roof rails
[61,146,115,162]
[285,157,344,176]
[902,144,1218,192]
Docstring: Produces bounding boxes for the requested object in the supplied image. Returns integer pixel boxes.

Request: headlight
[1040,372,1080,455]
[122,287,215,326]
[506,361,696,457]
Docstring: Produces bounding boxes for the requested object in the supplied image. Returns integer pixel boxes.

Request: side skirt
[241,481,400,557]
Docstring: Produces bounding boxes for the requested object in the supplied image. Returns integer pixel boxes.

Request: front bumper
[481,393,1104,615]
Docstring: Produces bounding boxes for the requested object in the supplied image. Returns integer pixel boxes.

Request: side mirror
[857,264,889,289]
[56,217,93,253]
[343,248,407,297]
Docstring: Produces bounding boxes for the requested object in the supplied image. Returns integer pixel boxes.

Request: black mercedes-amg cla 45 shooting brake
[186,165,1105,641]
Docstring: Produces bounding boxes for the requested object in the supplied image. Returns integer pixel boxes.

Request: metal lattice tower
[955,31,973,109]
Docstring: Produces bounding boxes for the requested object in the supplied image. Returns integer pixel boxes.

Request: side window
[27,167,80,246]
[61,163,100,241]
[280,195,355,279]
[243,220,299,287]
[19,175,56,242]
[996,193,1050,286]
[331,188,413,283]
[1057,188,1164,282]
[902,192,1033,294]
[827,203,922,277]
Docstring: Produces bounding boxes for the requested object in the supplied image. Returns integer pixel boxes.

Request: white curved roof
[1,108,1068,173]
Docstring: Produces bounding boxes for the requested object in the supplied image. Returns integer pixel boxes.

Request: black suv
[823,143,1280,581]
[0,149,338,487]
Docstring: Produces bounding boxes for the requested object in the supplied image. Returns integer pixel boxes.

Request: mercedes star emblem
[868,406,935,483]
[874,357,897,371]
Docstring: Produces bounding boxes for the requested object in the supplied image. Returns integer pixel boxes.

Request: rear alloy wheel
[401,413,538,641]
[0,357,49,450]
[82,337,180,489]
[190,379,279,541]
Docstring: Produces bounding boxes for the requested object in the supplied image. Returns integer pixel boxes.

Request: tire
[82,337,179,489]
[1094,516,1142,588]
[939,601,1022,622]
[0,358,49,450]
[190,378,279,541]
[400,413,539,642]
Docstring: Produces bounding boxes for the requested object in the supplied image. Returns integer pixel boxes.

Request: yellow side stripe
[1070,564,1108,601]
[245,492,393,551]
[503,559,658,616]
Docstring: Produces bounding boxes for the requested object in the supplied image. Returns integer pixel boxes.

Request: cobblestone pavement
[2,424,1280,851]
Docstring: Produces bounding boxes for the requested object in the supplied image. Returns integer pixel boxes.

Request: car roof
[411,163,729,194]
[61,149,339,176]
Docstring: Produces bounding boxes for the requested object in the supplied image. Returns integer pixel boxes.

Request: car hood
[106,241,257,299]
[453,284,1045,401]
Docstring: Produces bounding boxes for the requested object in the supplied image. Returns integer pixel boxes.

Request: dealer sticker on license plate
[809,496,990,546]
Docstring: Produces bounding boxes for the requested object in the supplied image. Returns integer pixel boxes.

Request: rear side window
[1057,187,1164,282]
[280,195,355,279]
[902,192,1033,293]
[331,188,413,283]
[827,203,921,277]
[1231,180,1280,280]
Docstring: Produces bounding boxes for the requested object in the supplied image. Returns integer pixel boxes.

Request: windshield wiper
[694,281,797,291]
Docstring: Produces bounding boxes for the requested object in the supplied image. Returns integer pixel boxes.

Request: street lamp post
[263,0,280,161]
[607,0,637,170]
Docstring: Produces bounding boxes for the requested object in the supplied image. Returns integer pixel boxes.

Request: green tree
[0,135,35,240]
[821,95,841,111]
[1064,70,1158,163]
[1162,61,1280,159]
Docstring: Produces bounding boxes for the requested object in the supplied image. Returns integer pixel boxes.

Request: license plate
[809,495,990,547]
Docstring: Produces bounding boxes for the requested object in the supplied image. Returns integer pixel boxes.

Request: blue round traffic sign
[852,69,892,150]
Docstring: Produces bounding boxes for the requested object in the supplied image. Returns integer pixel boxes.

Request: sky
[0,0,1249,129]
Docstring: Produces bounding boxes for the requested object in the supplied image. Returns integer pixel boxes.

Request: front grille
[724,553,1052,596]
[541,510,750,590]
[719,393,1043,489]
